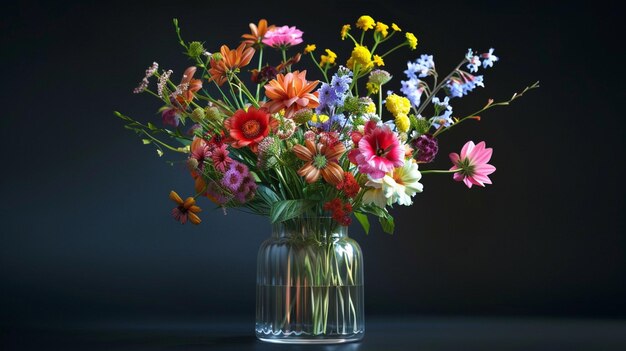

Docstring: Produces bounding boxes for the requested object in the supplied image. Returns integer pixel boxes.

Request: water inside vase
[256,284,364,337]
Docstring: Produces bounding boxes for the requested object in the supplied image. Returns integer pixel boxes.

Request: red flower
[337,172,360,198]
[224,107,276,152]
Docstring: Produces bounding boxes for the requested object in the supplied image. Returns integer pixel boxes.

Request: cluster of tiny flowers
[316,71,353,113]
[157,69,173,97]
[411,134,439,163]
[446,73,484,98]
[133,62,159,94]
[336,172,360,198]
[220,161,256,203]
[323,198,353,226]
[170,83,189,99]
[400,56,432,107]
[466,48,499,73]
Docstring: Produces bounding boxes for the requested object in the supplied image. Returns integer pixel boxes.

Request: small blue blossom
[465,48,481,73]
[331,74,352,95]
[336,65,353,77]
[430,110,454,129]
[404,54,435,79]
[432,96,452,111]
[481,48,499,68]
[317,83,340,110]
[445,74,484,98]
[401,78,424,107]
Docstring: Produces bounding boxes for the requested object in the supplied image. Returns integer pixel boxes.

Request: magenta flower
[449,141,496,188]
[211,144,232,172]
[349,122,405,179]
[262,26,303,48]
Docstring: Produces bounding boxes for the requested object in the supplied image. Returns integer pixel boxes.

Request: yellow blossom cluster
[347,45,373,71]
[385,94,412,133]
[320,49,337,66]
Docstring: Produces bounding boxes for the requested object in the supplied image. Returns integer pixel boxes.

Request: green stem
[255,48,264,100]
[420,169,462,174]
[433,81,540,137]
[414,60,467,118]
[380,42,407,58]
[309,53,329,83]
[378,86,383,117]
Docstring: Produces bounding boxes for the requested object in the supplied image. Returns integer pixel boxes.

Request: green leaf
[354,212,370,235]
[379,214,395,234]
[270,199,316,223]
[142,139,151,145]
[156,149,164,157]
[147,122,157,130]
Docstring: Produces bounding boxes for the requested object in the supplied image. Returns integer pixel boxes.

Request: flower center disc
[242,120,261,139]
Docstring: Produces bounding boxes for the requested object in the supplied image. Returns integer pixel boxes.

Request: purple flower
[481,48,499,68]
[162,108,181,127]
[331,74,352,95]
[316,83,341,112]
[412,134,439,163]
[221,162,246,192]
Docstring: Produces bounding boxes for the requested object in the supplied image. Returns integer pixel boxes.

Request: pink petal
[449,152,460,164]
[472,173,492,185]
[474,164,496,176]
[296,97,309,106]
[460,141,475,159]
[284,96,299,107]
[463,177,473,188]
[453,172,464,181]
[472,147,493,165]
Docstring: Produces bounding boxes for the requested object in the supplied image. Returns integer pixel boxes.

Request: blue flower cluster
[401,55,433,108]
[430,97,454,129]
[316,70,353,113]
[445,48,498,99]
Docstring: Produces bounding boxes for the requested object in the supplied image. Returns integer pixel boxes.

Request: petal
[321,163,344,186]
[183,197,196,209]
[453,172,464,181]
[474,164,496,176]
[188,212,202,225]
[460,141,475,159]
[449,152,460,165]
[292,144,313,161]
[169,191,183,205]
[324,143,346,161]
[298,163,320,183]
[463,177,474,188]
[472,147,493,165]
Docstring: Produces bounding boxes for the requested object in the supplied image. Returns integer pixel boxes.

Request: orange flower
[264,70,319,119]
[293,139,345,186]
[241,19,274,48]
[170,191,202,225]
[209,43,255,86]
[176,66,202,104]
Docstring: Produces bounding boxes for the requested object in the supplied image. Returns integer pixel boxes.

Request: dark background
[1,0,624,329]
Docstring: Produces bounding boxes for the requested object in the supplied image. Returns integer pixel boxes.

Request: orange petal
[321,163,344,186]
[169,191,183,205]
[298,162,320,183]
[324,143,346,161]
[188,205,202,213]
[188,212,202,225]
[183,197,196,209]
[293,143,313,161]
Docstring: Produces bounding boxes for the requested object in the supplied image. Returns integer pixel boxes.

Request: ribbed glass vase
[255,217,364,344]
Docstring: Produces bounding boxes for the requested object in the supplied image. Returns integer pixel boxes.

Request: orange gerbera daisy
[170,191,202,225]
[293,139,345,186]
[264,70,319,119]
[241,19,274,48]
[209,43,255,86]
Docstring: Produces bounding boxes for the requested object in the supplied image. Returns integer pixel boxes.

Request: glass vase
[255,217,364,344]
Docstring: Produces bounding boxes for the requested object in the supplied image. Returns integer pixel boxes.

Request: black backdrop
[1,0,624,328]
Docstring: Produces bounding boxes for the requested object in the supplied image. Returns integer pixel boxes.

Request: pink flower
[349,122,405,179]
[211,144,232,172]
[262,26,303,48]
[449,141,496,188]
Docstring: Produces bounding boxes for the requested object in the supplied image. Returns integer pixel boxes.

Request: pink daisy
[349,122,405,179]
[449,141,496,188]
[211,144,232,172]
[262,26,303,48]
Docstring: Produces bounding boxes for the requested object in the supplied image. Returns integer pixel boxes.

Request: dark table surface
[3,316,626,351]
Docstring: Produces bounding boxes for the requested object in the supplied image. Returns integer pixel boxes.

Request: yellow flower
[375,22,389,38]
[373,54,385,66]
[304,44,316,54]
[391,23,401,31]
[320,49,337,66]
[405,32,418,50]
[395,113,410,133]
[356,15,375,31]
[311,113,330,123]
[366,101,376,114]
[341,24,351,40]
[346,45,373,71]
[366,82,379,95]
[385,93,411,117]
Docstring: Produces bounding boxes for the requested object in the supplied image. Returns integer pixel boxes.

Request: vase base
[257,334,363,344]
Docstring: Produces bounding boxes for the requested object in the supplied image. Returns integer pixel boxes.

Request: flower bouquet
[116,15,538,343]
